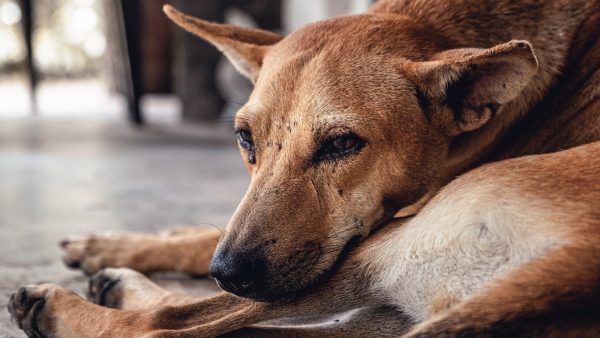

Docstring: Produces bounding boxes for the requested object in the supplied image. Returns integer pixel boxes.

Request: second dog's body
[8,0,600,336]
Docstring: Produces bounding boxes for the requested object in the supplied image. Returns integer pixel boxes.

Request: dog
[8,0,600,336]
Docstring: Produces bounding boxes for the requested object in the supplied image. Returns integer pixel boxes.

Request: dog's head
[165,6,537,300]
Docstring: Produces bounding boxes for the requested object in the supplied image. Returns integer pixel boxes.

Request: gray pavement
[0,117,248,337]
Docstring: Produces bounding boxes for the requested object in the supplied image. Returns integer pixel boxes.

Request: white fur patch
[366,179,565,322]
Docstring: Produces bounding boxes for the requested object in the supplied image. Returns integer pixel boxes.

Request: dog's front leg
[8,283,155,337]
[9,224,403,337]
[87,267,202,310]
[7,283,258,338]
[60,227,221,276]
[7,272,371,337]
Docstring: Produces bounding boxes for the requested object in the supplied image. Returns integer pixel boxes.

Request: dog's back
[372,0,600,173]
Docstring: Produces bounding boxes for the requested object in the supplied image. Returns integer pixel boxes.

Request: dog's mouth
[214,201,406,302]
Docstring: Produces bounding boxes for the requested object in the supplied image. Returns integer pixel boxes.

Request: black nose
[209,249,265,296]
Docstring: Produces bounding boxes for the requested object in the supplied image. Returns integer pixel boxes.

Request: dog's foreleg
[61,227,221,275]
[87,268,204,310]
[7,284,258,338]
[403,241,600,337]
[9,223,406,337]
[7,283,156,338]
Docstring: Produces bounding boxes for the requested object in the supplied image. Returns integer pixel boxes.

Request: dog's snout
[209,249,266,297]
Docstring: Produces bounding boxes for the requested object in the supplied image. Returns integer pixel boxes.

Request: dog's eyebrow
[314,113,371,135]
[234,114,252,125]
[233,108,259,129]
[236,103,263,121]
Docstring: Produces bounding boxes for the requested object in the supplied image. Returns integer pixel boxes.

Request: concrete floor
[0,117,248,337]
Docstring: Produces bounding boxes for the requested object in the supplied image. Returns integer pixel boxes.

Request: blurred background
[0,1,372,336]
[0,0,372,122]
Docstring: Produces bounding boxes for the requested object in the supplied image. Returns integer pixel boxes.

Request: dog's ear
[406,40,538,135]
[164,5,283,83]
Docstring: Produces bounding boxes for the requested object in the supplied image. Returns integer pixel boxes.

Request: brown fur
[8,0,600,336]
[61,228,220,276]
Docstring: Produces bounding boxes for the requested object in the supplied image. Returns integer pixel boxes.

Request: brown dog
[9,0,600,336]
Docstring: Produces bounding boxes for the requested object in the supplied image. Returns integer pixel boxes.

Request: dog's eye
[315,133,365,162]
[237,130,253,148]
[236,129,256,164]
[332,137,357,150]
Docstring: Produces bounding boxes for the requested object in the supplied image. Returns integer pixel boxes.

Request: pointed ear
[405,40,538,135]
[163,5,283,83]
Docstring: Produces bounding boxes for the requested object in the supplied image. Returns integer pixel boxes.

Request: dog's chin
[234,234,364,303]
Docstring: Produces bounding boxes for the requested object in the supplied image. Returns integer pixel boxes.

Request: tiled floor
[0,116,248,337]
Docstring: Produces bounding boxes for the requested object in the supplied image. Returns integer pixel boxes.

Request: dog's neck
[371,0,598,180]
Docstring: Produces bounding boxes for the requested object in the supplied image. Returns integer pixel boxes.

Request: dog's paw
[60,232,160,275]
[88,268,170,310]
[88,268,126,308]
[60,234,115,275]
[7,284,61,338]
[8,282,153,337]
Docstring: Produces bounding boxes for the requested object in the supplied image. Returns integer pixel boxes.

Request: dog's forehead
[236,15,422,135]
[238,73,415,146]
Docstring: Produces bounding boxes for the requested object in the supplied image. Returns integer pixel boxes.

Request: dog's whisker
[197,222,225,234]
[227,101,245,107]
